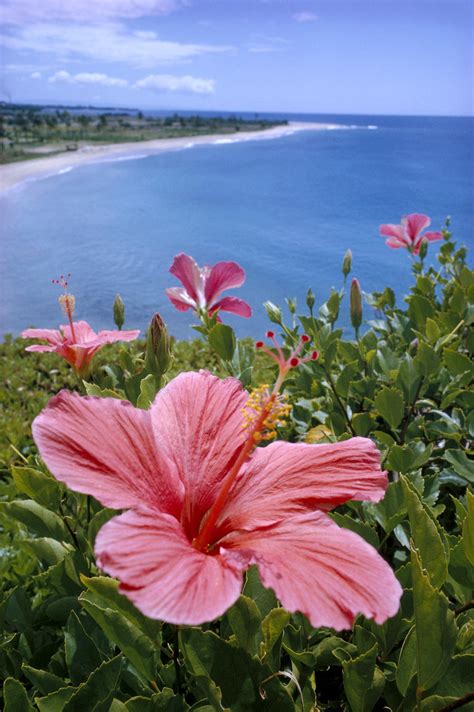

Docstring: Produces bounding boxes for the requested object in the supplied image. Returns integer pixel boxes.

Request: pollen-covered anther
[242,384,291,440]
[58,293,76,318]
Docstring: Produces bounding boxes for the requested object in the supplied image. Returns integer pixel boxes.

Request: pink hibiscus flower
[33,369,402,629]
[22,274,140,378]
[165,253,252,318]
[379,213,443,255]
[22,321,140,378]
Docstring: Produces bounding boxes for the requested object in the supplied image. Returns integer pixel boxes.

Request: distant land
[0,102,288,165]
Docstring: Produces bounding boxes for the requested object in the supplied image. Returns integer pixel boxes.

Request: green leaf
[443,349,474,377]
[36,686,76,712]
[3,677,34,711]
[411,547,457,693]
[397,354,422,402]
[414,342,440,376]
[370,480,406,534]
[401,476,447,588]
[462,490,474,565]
[408,294,435,329]
[22,665,65,695]
[65,611,103,684]
[243,566,277,618]
[444,450,474,484]
[62,654,123,712]
[396,626,417,696]
[374,387,405,430]
[261,608,290,667]
[208,323,236,361]
[79,578,159,682]
[426,654,474,700]
[25,538,70,567]
[83,382,125,399]
[87,508,116,548]
[342,642,384,712]
[180,628,293,711]
[351,412,374,436]
[136,373,158,409]
[11,466,62,509]
[330,512,379,548]
[226,595,261,656]
[0,500,69,541]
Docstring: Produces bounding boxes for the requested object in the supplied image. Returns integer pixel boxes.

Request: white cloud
[30,71,41,79]
[293,12,318,23]
[0,0,184,24]
[0,22,233,68]
[49,70,129,87]
[248,35,290,54]
[135,73,215,94]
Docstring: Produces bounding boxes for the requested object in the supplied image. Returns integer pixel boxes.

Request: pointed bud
[350,278,363,330]
[418,238,428,260]
[306,288,315,311]
[263,301,283,325]
[286,297,297,315]
[113,294,125,330]
[342,249,352,279]
[145,312,171,379]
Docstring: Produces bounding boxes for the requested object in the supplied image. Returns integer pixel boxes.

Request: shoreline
[0,121,343,194]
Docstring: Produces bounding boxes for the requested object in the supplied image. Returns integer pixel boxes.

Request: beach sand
[0,122,339,194]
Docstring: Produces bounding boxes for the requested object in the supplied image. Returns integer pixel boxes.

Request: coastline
[0,121,339,194]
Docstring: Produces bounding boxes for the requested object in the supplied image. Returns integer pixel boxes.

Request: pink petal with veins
[204,261,246,304]
[224,511,402,630]
[95,508,244,625]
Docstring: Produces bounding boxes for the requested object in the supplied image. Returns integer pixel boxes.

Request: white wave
[57,166,73,174]
[213,138,237,144]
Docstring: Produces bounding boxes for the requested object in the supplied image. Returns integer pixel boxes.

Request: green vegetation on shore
[0,102,287,164]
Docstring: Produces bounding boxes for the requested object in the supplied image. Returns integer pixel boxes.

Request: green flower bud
[113,294,125,330]
[350,278,363,331]
[263,301,283,325]
[306,288,315,311]
[342,249,352,279]
[145,312,171,378]
[286,297,297,315]
[418,238,428,260]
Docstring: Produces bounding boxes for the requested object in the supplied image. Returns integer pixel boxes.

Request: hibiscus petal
[224,512,402,630]
[25,344,57,352]
[204,261,246,305]
[33,390,183,514]
[169,253,202,302]
[95,329,140,343]
[422,231,443,243]
[22,328,63,345]
[211,296,252,318]
[218,437,387,533]
[150,371,249,538]
[379,224,408,242]
[384,237,406,249]
[95,508,244,625]
[60,321,97,344]
[404,214,430,240]
[165,287,196,312]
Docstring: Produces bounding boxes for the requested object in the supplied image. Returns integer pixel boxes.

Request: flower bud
[342,249,352,280]
[350,278,363,330]
[145,312,171,378]
[263,301,283,325]
[418,238,428,260]
[113,294,125,330]
[306,288,315,311]
[286,297,297,315]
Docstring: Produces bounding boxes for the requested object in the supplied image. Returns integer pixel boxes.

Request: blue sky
[1,0,472,116]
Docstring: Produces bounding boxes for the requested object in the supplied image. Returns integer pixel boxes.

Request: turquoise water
[1,114,472,339]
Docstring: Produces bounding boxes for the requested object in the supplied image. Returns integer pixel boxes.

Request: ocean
[1,113,473,340]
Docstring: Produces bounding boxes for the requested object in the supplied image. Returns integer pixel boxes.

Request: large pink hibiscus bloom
[379,213,442,255]
[165,253,252,318]
[33,371,401,628]
[22,321,139,378]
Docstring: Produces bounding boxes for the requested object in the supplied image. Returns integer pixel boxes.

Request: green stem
[323,364,356,436]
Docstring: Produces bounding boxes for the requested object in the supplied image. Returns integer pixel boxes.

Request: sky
[0,0,472,116]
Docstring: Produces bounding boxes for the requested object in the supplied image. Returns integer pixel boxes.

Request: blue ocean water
[1,114,473,340]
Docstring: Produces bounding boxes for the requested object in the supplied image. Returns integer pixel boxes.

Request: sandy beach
[0,122,339,194]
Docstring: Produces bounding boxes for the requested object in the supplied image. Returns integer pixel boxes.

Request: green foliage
[0,227,472,710]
